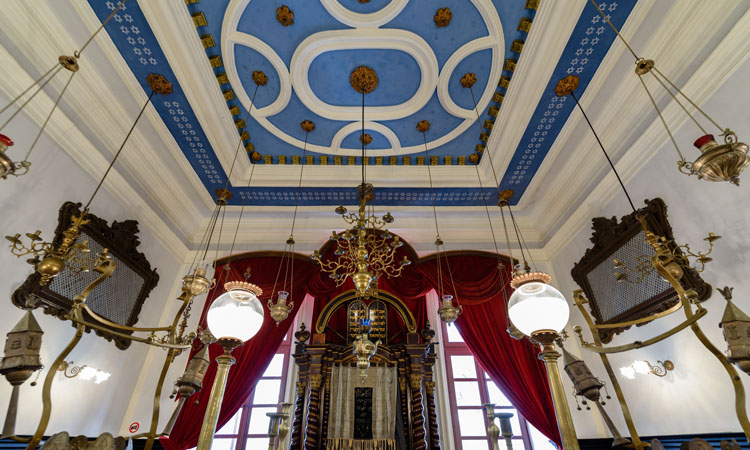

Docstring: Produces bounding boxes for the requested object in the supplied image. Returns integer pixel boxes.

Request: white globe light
[207,282,264,342]
[508,275,569,337]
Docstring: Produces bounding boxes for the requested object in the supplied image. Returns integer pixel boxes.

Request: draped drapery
[160,250,562,450]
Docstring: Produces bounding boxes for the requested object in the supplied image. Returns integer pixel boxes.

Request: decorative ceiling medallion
[146,73,173,95]
[349,66,378,95]
[276,5,294,26]
[554,75,579,97]
[360,133,373,145]
[460,73,477,88]
[434,8,452,27]
[357,0,371,3]
[301,120,316,133]
[416,120,430,133]
[252,70,268,86]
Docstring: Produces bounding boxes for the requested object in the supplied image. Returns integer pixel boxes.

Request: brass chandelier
[311,66,410,298]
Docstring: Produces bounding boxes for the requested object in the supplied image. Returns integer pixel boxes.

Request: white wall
[549,55,750,439]
[0,110,185,437]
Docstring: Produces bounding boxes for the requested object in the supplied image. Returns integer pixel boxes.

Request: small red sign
[129,422,140,434]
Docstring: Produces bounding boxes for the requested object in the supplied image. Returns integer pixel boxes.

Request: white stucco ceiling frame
[220,0,504,157]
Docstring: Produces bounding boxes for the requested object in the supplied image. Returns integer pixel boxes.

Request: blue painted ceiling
[88,0,635,206]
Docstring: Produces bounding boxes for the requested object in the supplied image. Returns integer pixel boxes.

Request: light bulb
[507,278,569,336]
[207,282,264,342]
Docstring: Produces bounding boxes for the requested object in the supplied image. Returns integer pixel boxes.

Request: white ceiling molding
[318,0,409,28]
[330,121,402,154]
[480,0,587,201]
[0,42,189,259]
[541,2,750,260]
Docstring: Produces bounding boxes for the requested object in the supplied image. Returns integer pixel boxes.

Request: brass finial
[554,75,579,97]
[301,120,315,132]
[417,120,431,133]
[350,66,378,94]
[276,5,294,26]
[460,73,477,88]
[360,133,372,145]
[252,70,268,86]
[468,152,480,164]
[434,8,452,27]
[147,73,173,95]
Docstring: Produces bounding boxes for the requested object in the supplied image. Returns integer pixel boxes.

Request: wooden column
[290,380,306,450]
[410,373,427,450]
[398,357,410,445]
[424,380,440,450]
[304,373,323,450]
[320,356,333,446]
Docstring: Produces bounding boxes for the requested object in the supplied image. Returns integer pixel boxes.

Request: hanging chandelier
[311,66,410,298]
[352,319,380,381]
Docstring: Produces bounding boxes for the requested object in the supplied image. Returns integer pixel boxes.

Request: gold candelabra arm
[675,232,720,273]
[4,231,52,259]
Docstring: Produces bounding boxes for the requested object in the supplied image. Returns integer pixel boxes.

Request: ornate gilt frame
[570,198,710,343]
[11,201,159,349]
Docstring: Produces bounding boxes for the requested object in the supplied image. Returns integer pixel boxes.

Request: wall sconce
[58,361,111,384]
[619,360,674,380]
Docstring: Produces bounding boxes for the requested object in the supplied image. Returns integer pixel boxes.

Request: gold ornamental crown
[223,280,263,297]
[509,271,552,290]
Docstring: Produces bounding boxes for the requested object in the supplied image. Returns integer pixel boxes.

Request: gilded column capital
[309,374,323,389]
[410,374,423,390]
[424,381,435,396]
[296,381,306,393]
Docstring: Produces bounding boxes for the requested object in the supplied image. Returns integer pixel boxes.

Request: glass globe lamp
[507,272,569,337]
[206,281,264,344]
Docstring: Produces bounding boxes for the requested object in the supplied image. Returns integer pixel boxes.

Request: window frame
[441,321,535,450]
[212,328,293,450]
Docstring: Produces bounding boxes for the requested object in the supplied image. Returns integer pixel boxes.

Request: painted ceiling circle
[221,0,503,156]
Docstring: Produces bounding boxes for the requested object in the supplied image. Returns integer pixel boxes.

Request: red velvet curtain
[161,251,561,450]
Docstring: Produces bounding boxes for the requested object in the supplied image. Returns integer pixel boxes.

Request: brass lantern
[438,294,463,325]
[718,287,750,374]
[0,310,43,385]
[268,290,293,325]
[352,320,380,381]
[0,134,20,179]
[163,342,212,435]
[562,346,630,449]
[688,134,750,186]
[1,310,44,439]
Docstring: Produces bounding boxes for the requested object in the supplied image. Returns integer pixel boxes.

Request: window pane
[262,353,285,377]
[247,407,276,434]
[246,437,269,448]
[461,439,489,450]
[458,409,486,437]
[454,381,481,406]
[487,382,513,407]
[529,422,558,450]
[253,379,282,405]
[451,355,477,379]
[210,438,237,450]
[216,409,242,435]
[446,323,464,342]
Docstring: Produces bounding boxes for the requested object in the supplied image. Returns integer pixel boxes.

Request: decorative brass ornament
[554,75,579,97]
[350,66,378,94]
[460,73,477,88]
[484,403,514,450]
[509,271,551,289]
[357,0,370,3]
[276,5,294,26]
[300,120,315,132]
[437,294,463,325]
[359,133,372,145]
[719,286,750,374]
[497,189,513,207]
[416,120,431,133]
[250,151,262,162]
[469,153,480,164]
[268,290,293,325]
[0,134,29,179]
[224,280,263,299]
[434,8,453,27]
[352,321,380,381]
[252,70,268,86]
[679,133,750,186]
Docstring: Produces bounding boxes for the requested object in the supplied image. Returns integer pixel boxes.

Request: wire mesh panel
[586,230,671,322]
[48,231,145,326]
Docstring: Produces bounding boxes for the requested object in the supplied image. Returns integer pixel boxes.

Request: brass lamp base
[687,134,749,185]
